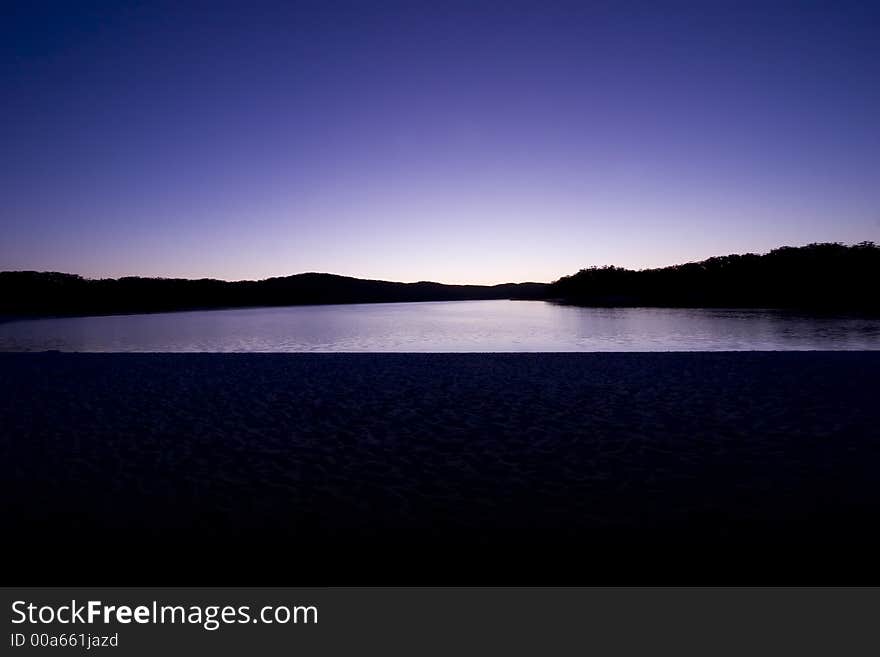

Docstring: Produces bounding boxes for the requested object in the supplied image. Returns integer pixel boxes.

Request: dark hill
[550,242,880,312]
[0,271,549,318]
[4,242,878,318]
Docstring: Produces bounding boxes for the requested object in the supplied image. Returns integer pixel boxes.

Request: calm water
[1,300,879,352]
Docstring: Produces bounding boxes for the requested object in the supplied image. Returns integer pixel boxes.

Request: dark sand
[2,352,878,583]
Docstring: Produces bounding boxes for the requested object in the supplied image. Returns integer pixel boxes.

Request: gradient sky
[3,1,879,284]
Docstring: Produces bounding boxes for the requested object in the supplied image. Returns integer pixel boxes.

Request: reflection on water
[1,300,879,352]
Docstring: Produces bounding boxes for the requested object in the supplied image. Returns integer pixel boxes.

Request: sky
[2,1,879,284]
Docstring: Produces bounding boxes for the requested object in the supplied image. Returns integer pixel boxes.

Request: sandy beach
[2,352,879,583]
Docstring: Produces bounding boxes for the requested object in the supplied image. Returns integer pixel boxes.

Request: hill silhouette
[2,242,878,317]
[0,271,548,317]
[550,242,880,312]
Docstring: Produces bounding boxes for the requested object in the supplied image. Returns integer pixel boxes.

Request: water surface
[1,300,879,352]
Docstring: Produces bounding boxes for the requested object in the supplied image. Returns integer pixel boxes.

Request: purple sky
[3,1,879,284]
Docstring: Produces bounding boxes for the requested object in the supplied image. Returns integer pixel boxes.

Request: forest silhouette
[0,271,547,317]
[551,242,879,311]
[1,242,877,317]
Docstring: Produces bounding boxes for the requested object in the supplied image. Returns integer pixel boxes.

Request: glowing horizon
[3,2,879,284]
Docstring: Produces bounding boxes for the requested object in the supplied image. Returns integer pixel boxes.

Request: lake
[1,300,879,352]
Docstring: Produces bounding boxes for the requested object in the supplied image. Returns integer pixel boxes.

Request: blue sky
[3,1,879,283]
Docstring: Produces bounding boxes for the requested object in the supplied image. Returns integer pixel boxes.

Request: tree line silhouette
[549,242,879,311]
[1,242,877,317]
[0,271,547,317]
